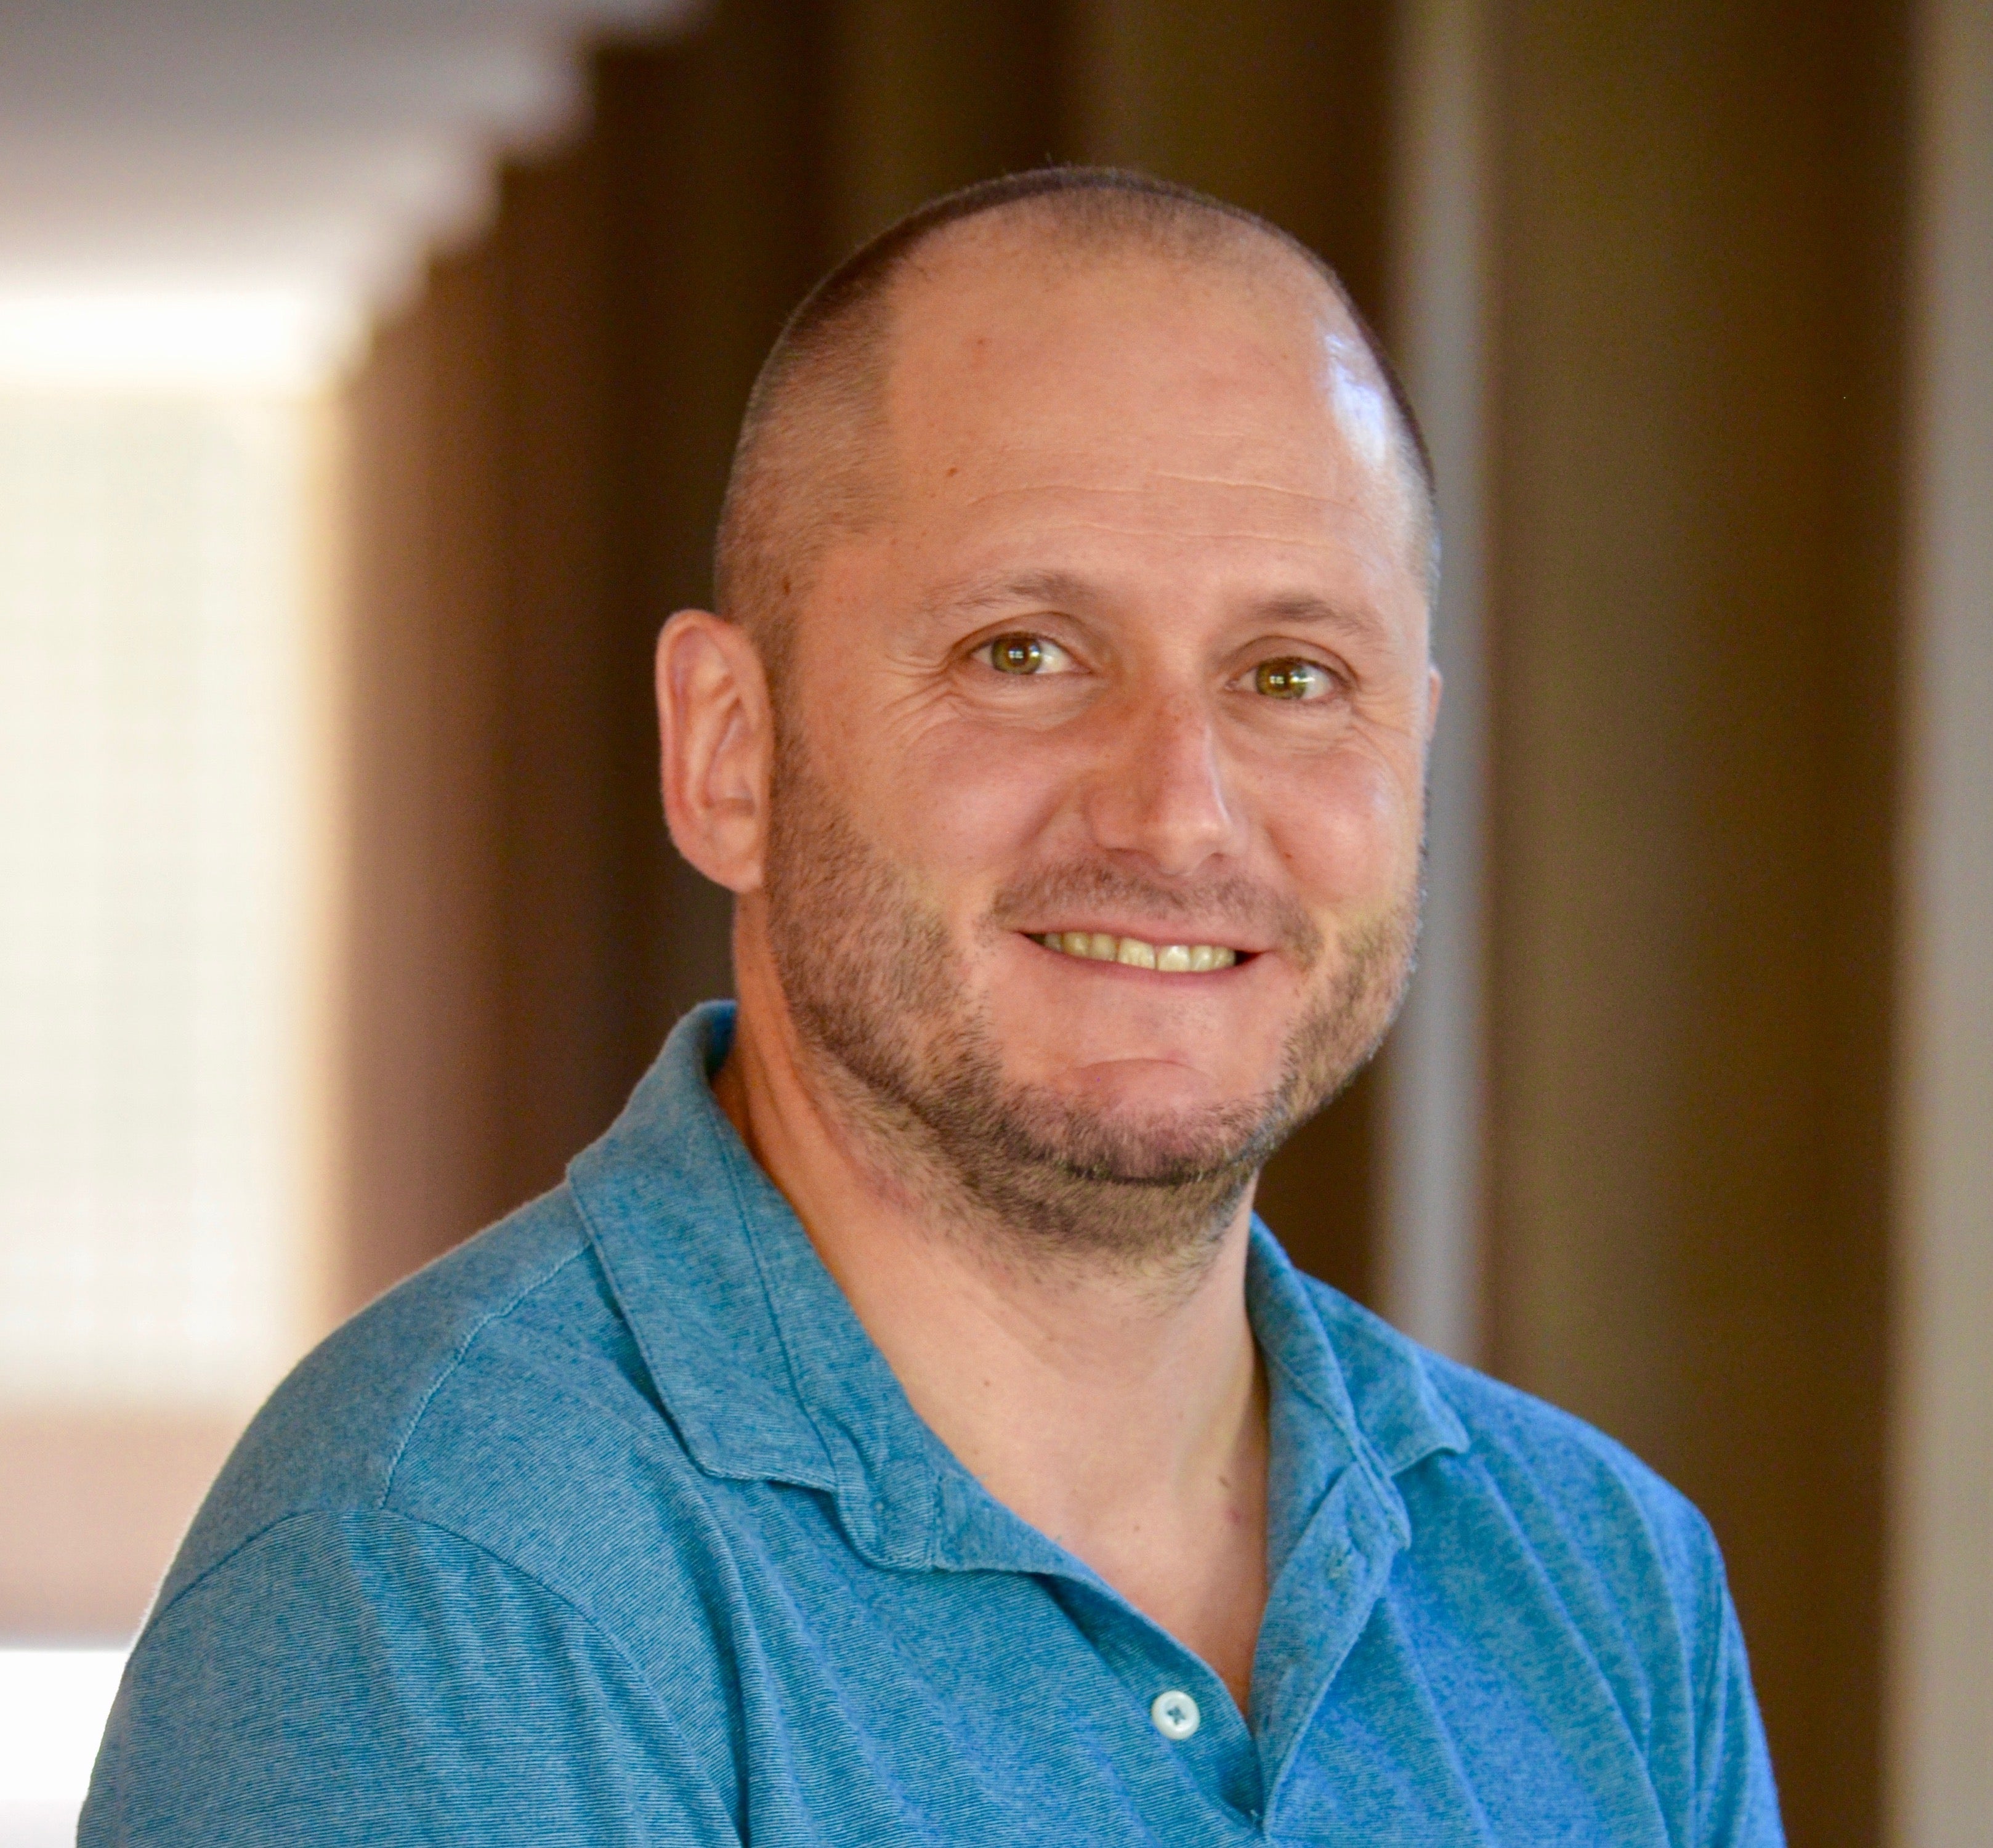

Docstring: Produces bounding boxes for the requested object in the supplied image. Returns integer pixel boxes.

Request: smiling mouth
[1030,931,1242,972]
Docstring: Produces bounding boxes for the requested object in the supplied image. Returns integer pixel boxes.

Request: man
[86,169,1782,1845]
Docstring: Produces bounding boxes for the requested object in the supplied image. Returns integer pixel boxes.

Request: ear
[1426,663,1444,737]
[656,610,773,894]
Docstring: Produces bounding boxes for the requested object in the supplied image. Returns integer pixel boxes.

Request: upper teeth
[1035,932,1238,972]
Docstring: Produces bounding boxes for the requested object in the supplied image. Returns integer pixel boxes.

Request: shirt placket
[1047,1572,1269,1833]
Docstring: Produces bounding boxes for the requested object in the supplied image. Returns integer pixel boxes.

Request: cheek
[1263,745,1420,910]
[852,718,1072,894]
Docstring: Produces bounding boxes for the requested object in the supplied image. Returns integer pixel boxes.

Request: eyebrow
[923,569,1099,623]
[1246,591,1391,649]
[918,570,1391,650]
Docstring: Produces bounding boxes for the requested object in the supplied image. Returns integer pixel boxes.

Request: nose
[1080,687,1242,879]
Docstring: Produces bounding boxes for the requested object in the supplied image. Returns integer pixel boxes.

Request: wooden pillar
[1482,7,1907,1839]
[338,241,512,1308]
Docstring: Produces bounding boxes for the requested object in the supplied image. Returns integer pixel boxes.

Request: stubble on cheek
[760,718,1421,1273]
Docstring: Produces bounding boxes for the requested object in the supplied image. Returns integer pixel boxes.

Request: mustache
[987,861,1325,967]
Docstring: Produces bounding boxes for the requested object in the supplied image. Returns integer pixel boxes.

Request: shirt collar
[568,1001,1466,1576]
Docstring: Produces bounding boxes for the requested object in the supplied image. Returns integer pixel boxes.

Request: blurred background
[0,1,1986,1844]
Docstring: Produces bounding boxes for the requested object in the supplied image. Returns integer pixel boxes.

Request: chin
[1037,1061,1248,1125]
[993,1075,1288,1187]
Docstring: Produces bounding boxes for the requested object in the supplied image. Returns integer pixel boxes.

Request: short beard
[762,726,1418,1283]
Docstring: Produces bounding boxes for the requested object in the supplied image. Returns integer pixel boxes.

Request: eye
[1252,657,1334,701]
[977,632,1077,676]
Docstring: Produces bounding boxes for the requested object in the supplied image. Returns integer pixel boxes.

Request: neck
[714,941,1271,1707]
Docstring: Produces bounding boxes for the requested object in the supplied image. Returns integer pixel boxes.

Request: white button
[1150,1688,1200,1741]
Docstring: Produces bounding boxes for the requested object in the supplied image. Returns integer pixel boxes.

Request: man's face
[757,237,1434,1255]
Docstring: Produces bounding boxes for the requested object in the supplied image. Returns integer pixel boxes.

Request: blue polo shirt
[85,1002,1782,1846]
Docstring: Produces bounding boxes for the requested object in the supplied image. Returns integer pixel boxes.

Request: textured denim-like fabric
[84,1002,1784,1846]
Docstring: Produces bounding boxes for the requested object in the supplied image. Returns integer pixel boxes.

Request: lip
[1007,922,1272,957]
[1019,939,1258,986]
[1013,933,1265,977]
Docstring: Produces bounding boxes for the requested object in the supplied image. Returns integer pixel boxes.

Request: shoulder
[155,1182,713,1627]
[110,1183,761,1839]
[89,1500,744,1847]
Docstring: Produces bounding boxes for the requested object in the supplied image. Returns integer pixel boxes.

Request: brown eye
[974,632,1078,678]
[1254,658,1328,700]
[990,633,1045,674]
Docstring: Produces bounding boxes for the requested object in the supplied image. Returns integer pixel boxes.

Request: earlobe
[655,610,772,894]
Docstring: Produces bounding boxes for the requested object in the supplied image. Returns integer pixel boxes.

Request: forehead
[854,225,1419,591]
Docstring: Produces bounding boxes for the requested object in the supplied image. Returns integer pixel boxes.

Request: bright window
[0,389,323,1412]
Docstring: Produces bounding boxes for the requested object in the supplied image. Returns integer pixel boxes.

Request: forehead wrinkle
[1144,472,1342,501]
[958,477,1344,511]
[951,516,1381,549]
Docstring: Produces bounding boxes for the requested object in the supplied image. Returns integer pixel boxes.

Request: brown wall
[1482,10,1904,1843]
[333,5,1906,1841]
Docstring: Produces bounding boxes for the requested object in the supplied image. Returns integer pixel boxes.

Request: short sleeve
[1690,1540,1784,1848]
[80,1507,742,1848]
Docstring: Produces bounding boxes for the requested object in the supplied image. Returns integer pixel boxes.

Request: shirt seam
[365,1501,687,1709]
[145,1503,695,1740]
[376,1238,591,1504]
[136,1508,325,1642]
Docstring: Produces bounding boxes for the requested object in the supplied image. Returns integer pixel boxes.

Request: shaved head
[714,168,1436,680]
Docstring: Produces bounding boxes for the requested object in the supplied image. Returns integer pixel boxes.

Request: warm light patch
[0,286,352,396]
[0,386,324,1410]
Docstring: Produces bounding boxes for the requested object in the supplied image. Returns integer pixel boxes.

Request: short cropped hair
[714,167,1436,675]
